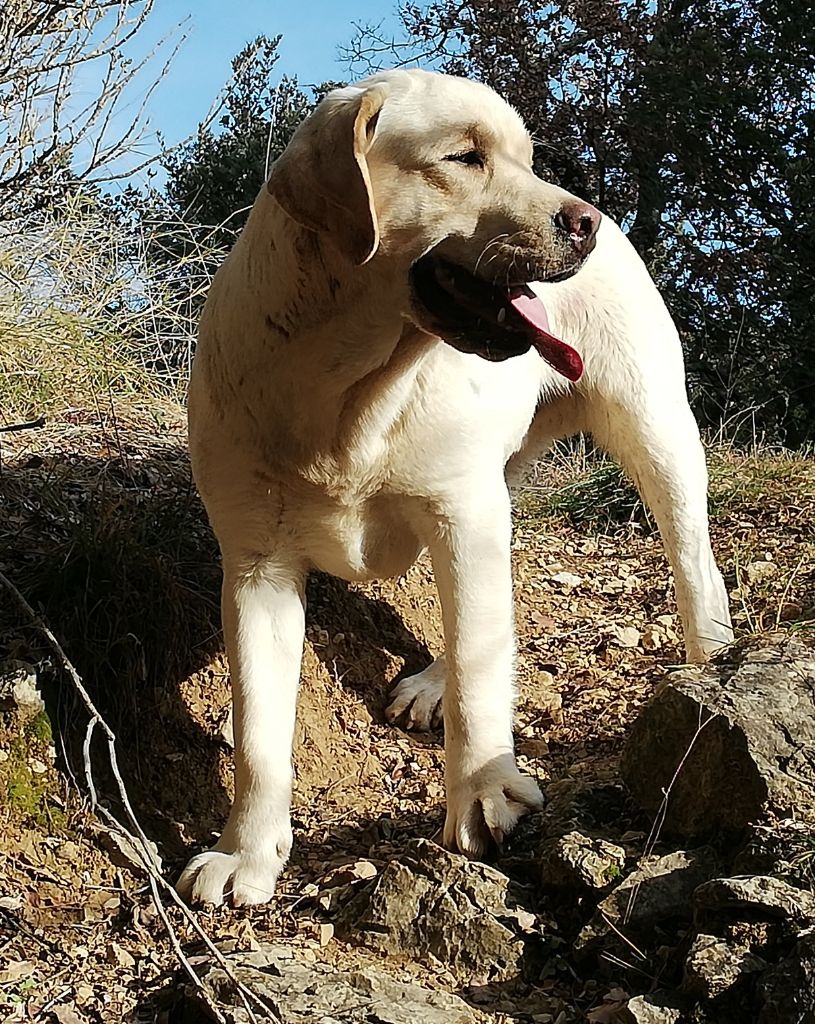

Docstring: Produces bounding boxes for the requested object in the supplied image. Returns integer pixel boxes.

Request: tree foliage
[354,1,815,445]
[162,36,317,242]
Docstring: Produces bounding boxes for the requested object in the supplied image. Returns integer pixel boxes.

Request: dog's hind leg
[585,389,733,662]
[385,655,446,731]
[177,552,305,907]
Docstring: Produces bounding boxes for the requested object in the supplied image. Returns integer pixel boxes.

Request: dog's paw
[385,662,445,731]
[443,757,543,858]
[176,834,291,907]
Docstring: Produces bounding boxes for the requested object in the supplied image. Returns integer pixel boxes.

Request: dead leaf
[551,571,583,589]
[53,1007,87,1024]
[586,987,630,1022]
[609,625,641,648]
[0,959,35,984]
[530,611,557,631]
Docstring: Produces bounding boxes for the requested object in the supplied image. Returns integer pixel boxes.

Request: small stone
[621,992,685,1023]
[744,560,777,585]
[219,706,234,748]
[74,985,94,1005]
[541,831,626,891]
[694,875,815,931]
[682,933,765,998]
[579,848,718,947]
[0,660,44,720]
[29,758,48,774]
[107,942,136,969]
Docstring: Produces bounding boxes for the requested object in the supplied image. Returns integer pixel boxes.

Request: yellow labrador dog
[178,69,732,906]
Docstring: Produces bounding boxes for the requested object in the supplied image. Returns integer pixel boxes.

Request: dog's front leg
[428,488,543,856]
[587,393,733,661]
[177,555,305,906]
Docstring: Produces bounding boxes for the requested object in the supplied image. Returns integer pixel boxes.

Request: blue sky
[117,0,402,180]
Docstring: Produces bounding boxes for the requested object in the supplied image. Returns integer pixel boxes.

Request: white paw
[444,756,543,857]
[176,831,291,907]
[385,662,445,731]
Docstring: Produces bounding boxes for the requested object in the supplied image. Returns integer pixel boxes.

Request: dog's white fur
[178,69,733,906]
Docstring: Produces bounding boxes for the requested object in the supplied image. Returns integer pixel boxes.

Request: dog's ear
[266,84,387,266]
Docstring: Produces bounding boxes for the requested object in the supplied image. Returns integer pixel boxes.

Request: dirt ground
[0,408,813,1022]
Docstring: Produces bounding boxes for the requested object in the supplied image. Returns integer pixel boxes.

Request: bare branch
[0,567,279,1023]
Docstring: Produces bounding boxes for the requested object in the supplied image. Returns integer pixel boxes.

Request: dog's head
[267,69,600,378]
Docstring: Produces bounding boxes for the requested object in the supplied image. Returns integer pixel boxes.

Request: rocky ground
[0,409,813,1023]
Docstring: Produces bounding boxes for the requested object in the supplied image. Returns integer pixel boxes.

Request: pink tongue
[508,286,583,382]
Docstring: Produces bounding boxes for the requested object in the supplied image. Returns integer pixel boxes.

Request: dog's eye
[443,150,485,169]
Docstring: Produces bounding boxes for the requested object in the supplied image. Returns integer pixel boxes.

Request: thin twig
[0,568,277,1023]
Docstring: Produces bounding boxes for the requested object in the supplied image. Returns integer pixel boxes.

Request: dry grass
[0,189,227,427]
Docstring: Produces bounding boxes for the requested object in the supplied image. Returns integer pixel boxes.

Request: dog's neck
[210,191,438,456]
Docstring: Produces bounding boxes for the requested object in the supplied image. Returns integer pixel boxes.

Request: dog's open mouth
[410,253,584,382]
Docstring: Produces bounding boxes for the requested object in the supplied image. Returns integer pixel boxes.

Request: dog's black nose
[554,201,601,255]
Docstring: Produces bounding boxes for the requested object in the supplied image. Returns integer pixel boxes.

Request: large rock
[335,839,532,983]
[187,943,485,1023]
[577,848,718,948]
[621,635,815,837]
[682,933,765,999]
[693,875,815,934]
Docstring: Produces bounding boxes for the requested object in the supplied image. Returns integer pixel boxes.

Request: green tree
[355,0,815,445]
[162,35,315,242]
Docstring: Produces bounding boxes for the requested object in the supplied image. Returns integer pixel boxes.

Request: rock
[693,875,815,933]
[620,991,685,1023]
[682,933,765,998]
[578,848,718,947]
[336,839,531,983]
[757,932,815,1024]
[540,830,626,890]
[187,942,485,1023]
[0,660,44,720]
[621,635,815,837]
